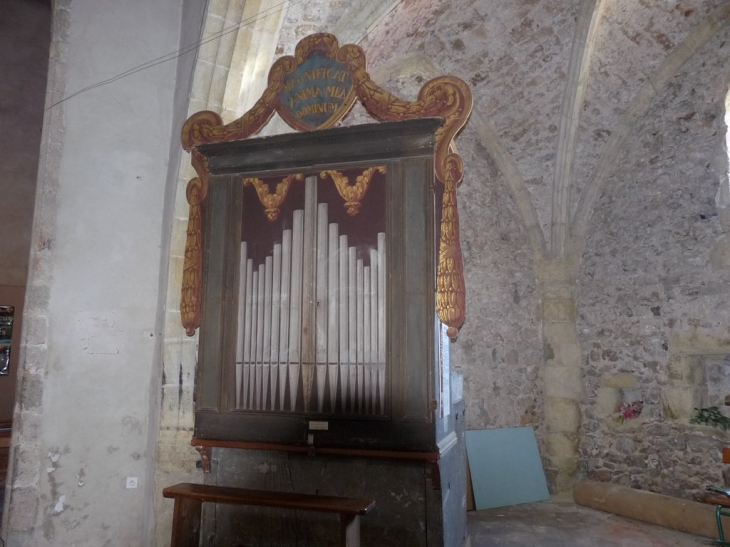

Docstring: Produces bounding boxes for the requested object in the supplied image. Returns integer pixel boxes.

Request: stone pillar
[537,258,582,493]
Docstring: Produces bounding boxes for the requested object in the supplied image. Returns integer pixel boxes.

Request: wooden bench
[163,482,375,547]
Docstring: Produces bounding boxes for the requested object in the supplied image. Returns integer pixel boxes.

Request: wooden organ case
[181,34,472,547]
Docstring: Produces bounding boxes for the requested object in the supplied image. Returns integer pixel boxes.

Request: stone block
[710,236,730,270]
[19,373,43,411]
[21,344,48,376]
[160,385,195,430]
[544,364,582,399]
[667,354,702,386]
[545,396,581,433]
[23,315,48,346]
[661,386,702,420]
[545,431,579,461]
[601,373,639,389]
[164,309,185,340]
[11,445,40,488]
[169,218,188,259]
[6,486,39,531]
[596,387,621,417]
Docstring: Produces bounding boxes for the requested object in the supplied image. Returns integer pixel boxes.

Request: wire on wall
[46,0,303,111]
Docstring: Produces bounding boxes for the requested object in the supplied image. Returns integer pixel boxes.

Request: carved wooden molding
[180,150,208,336]
[194,445,211,474]
[244,173,303,221]
[180,32,473,339]
[320,166,385,216]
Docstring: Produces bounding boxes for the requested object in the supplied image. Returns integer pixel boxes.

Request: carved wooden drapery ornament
[181,33,472,339]
[180,150,208,336]
[244,174,303,221]
[320,166,386,216]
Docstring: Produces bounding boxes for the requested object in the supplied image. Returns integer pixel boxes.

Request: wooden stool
[163,482,375,547]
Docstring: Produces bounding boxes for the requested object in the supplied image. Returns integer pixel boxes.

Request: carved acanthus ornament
[180,149,208,336]
[320,166,385,216]
[180,33,472,339]
[437,155,467,340]
[244,174,303,221]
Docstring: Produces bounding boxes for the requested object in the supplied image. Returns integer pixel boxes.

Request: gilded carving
[320,166,385,216]
[436,154,466,339]
[179,32,473,339]
[181,163,208,336]
[244,174,303,221]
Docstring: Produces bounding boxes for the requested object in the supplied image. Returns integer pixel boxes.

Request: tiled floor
[468,498,711,547]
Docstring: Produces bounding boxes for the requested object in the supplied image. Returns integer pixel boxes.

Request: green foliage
[690,407,730,430]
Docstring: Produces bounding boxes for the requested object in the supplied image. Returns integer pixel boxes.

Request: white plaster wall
[4,0,185,545]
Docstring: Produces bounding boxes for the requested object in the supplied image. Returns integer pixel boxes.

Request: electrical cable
[45,0,303,111]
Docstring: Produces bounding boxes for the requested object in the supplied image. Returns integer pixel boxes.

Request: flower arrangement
[616,400,643,423]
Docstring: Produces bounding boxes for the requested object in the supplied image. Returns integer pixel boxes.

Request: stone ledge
[574,480,725,539]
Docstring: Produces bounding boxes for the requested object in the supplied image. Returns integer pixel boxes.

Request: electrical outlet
[126,476,138,489]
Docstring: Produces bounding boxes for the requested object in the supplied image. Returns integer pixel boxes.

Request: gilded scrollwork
[320,166,385,216]
[179,32,472,339]
[244,174,303,221]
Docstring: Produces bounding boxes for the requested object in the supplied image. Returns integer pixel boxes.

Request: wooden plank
[703,494,730,507]
[163,483,375,515]
[199,119,443,175]
[190,437,440,461]
[402,158,433,421]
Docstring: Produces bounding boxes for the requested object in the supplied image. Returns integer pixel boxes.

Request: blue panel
[465,427,550,510]
[280,52,352,129]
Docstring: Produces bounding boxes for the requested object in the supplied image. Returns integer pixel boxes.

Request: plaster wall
[3,0,186,545]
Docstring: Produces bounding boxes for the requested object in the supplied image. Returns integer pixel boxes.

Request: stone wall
[362,0,549,443]
[578,24,730,498]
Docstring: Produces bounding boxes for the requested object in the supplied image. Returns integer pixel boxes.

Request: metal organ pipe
[237,175,386,415]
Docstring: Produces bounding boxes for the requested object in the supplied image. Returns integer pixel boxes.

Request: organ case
[193,119,448,452]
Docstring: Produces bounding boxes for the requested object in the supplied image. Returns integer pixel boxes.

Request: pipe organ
[234,176,387,416]
[189,119,456,453]
[180,33,472,547]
